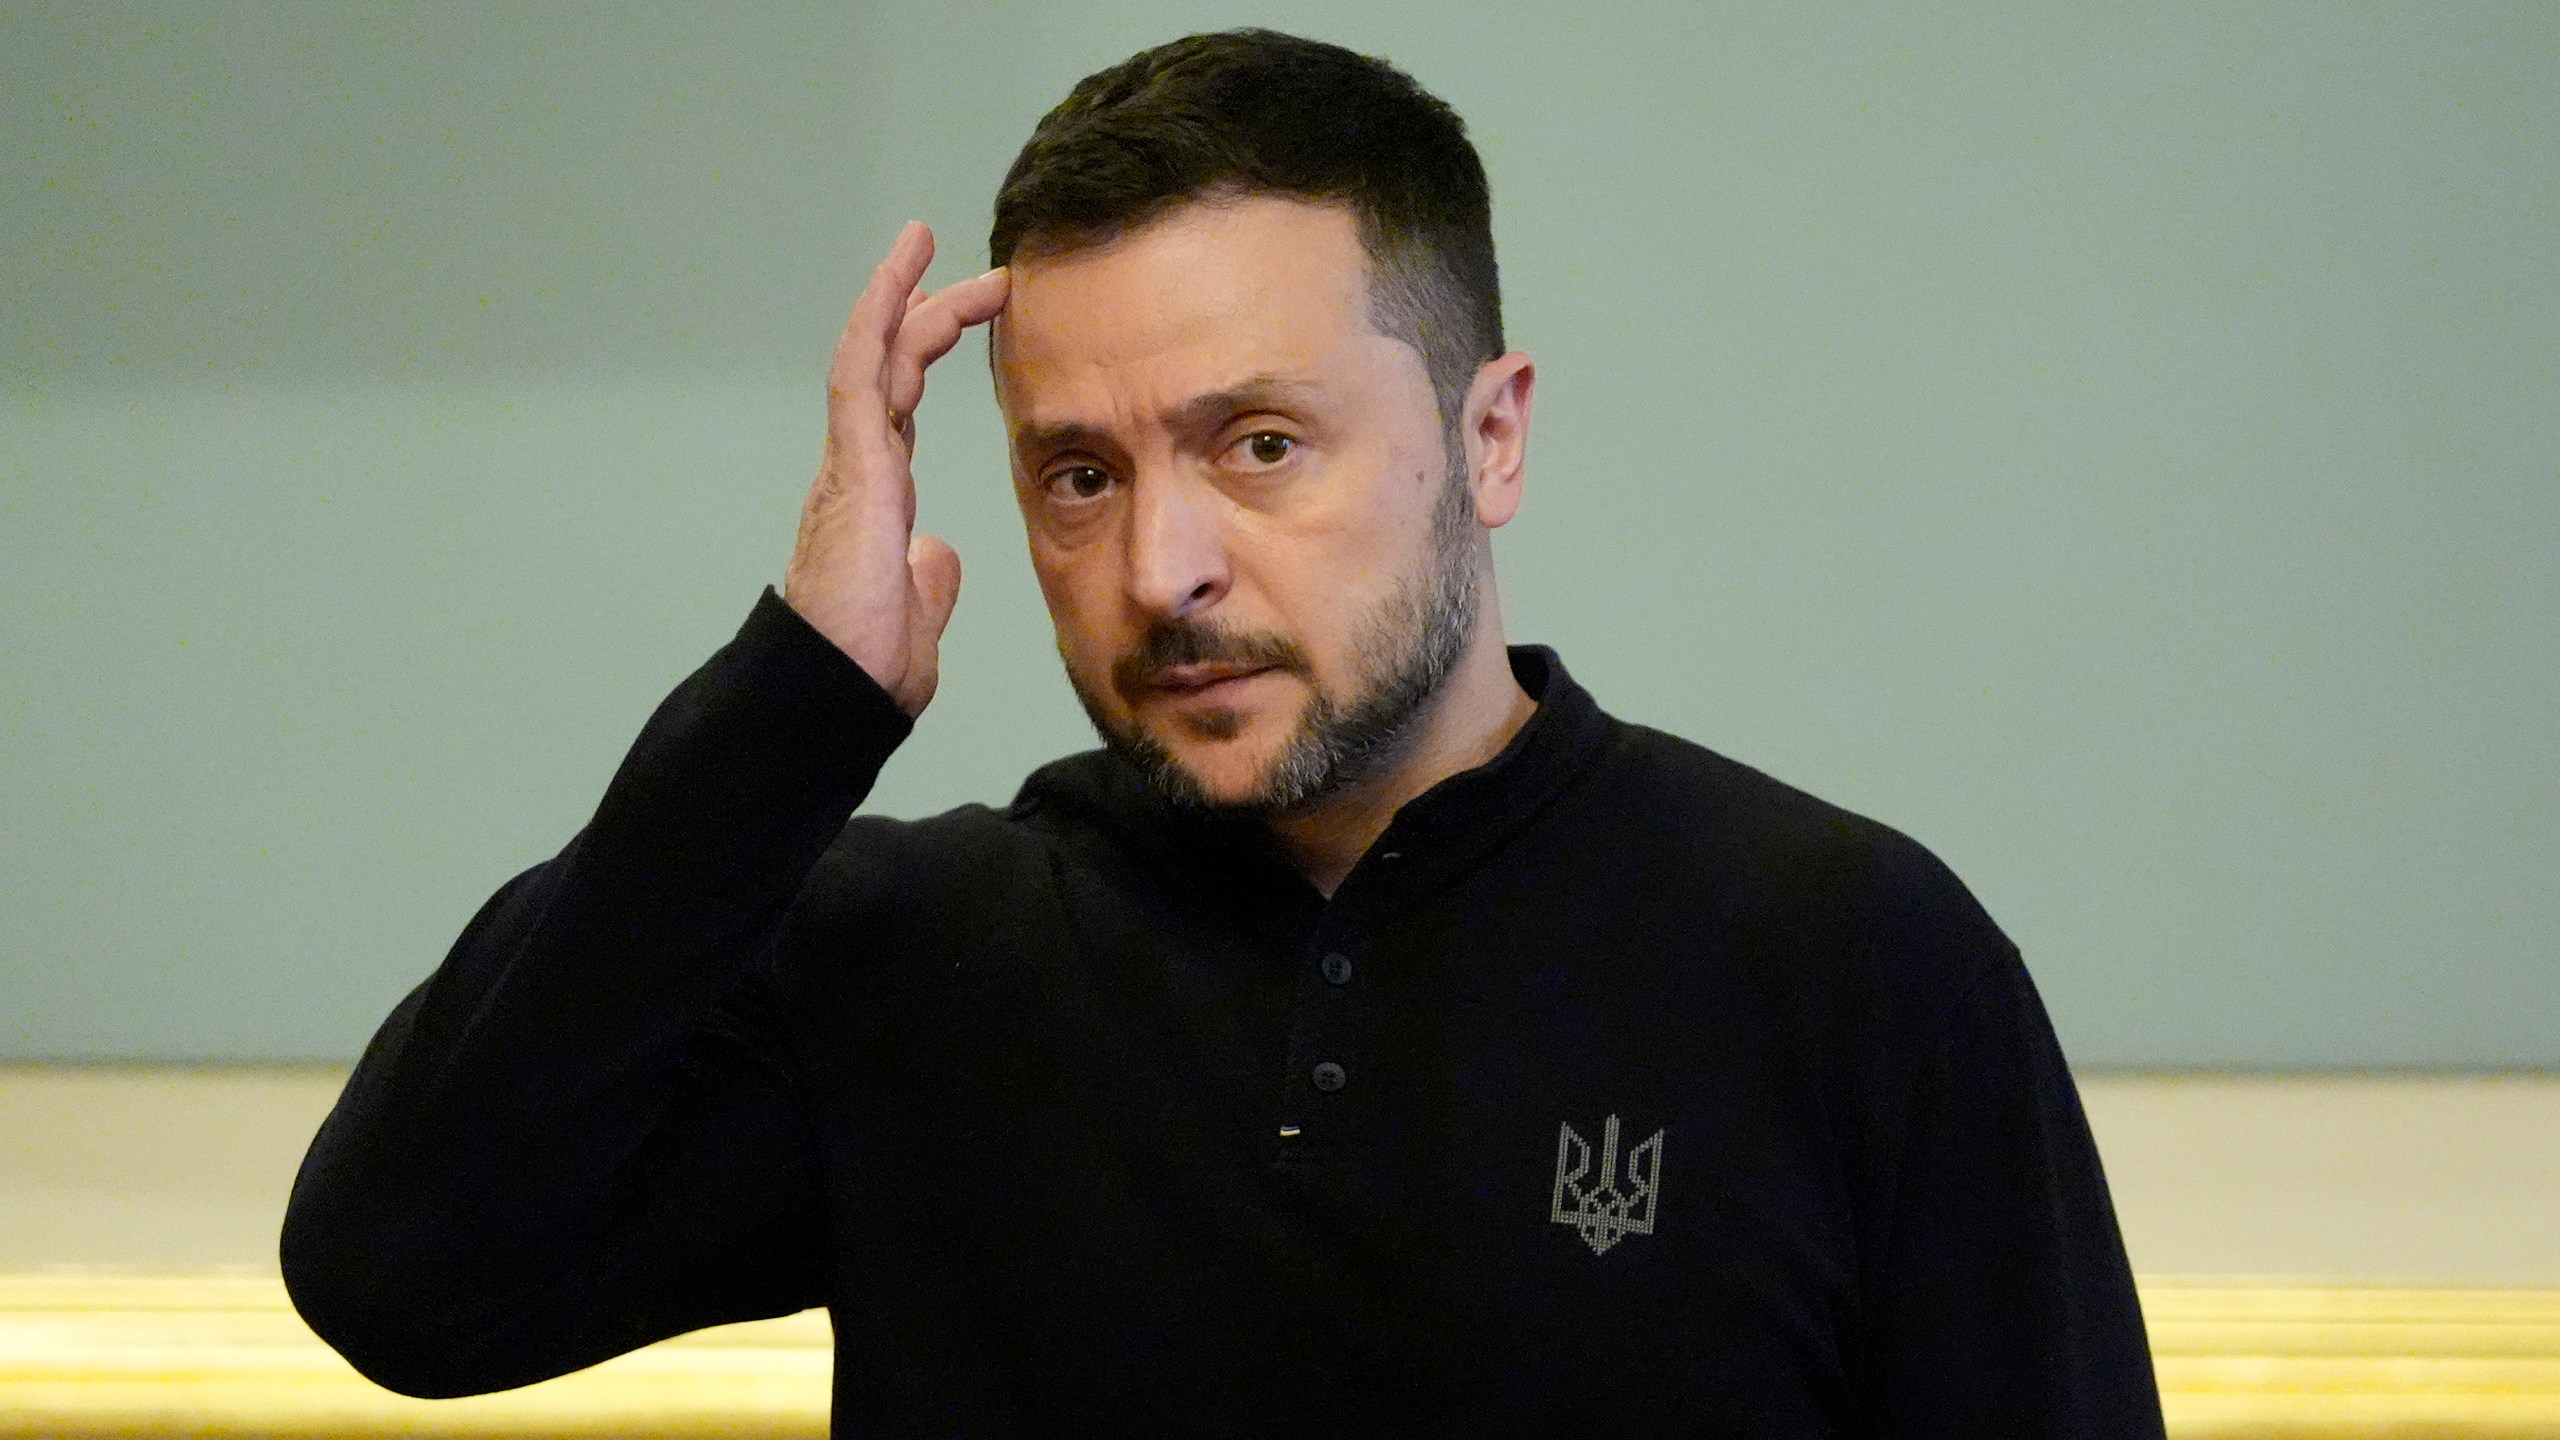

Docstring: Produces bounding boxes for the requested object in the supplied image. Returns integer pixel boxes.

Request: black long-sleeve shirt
[282,587,2166,1437]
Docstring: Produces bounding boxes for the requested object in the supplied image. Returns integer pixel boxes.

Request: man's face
[994,195,1479,812]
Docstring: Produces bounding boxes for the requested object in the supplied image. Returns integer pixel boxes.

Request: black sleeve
[1856,933,2167,1438]
[281,587,912,1398]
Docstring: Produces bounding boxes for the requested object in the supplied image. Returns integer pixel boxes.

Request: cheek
[1234,551,1367,672]
[1028,543,1118,657]
[1243,507,1401,611]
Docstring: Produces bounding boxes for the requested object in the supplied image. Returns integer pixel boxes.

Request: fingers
[826,221,935,447]
[881,267,1010,419]
[823,221,1009,466]
[932,266,1013,327]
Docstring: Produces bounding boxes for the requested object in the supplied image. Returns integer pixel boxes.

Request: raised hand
[784,222,1009,717]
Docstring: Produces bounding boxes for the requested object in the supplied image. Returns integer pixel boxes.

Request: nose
[1125,472,1230,619]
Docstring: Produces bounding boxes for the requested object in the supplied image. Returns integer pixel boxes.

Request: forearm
[380,587,908,1109]
[281,587,904,1390]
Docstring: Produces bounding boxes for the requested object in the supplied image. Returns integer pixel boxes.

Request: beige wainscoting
[4,1067,2556,1437]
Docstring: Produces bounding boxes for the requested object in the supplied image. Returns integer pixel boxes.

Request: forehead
[994,196,1385,429]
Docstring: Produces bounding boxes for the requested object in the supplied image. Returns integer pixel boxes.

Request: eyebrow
[1011,375,1327,457]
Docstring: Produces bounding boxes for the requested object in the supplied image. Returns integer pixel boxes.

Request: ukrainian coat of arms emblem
[1549,1114,1665,1256]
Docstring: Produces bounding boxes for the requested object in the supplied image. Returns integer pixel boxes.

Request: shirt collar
[1342,645,1617,906]
[1016,645,1619,910]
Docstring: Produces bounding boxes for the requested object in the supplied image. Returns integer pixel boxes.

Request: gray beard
[1066,468,1482,818]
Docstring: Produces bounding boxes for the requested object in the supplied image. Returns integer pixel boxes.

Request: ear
[1459,352,1535,530]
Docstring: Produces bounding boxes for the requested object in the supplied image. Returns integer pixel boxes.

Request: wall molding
[5,1273,2557,1437]
[2145,1280,2560,1437]
[0,1272,829,1438]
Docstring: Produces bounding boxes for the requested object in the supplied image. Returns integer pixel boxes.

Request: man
[284,29,2165,1437]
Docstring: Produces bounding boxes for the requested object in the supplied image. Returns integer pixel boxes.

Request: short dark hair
[991,29,1503,428]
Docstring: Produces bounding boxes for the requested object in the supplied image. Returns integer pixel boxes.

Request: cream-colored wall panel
[0,1068,341,1270]
[10,1068,2560,1283]
[2082,1074,2560,1285]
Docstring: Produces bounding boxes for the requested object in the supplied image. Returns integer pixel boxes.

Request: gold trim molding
[4,1274,2556,1437]
[0,1273,828,1438]
[2144,1280,2560,1438]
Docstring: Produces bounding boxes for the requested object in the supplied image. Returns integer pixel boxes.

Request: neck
[1266,608,1538,898]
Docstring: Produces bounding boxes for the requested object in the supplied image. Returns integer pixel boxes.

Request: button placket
[1273,931,1375,1157]
[1309,949,1355,1098]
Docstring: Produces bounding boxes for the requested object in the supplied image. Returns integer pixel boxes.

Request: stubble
[1066,463,1481,818]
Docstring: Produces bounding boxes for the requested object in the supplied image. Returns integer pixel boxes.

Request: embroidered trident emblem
[1549,1114,1665,1256]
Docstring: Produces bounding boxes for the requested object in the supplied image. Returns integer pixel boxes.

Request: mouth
[1143,663,1281,702]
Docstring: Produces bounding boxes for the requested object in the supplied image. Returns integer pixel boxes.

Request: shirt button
[1311,1061,1349,1093]
[1320,951,1354,986]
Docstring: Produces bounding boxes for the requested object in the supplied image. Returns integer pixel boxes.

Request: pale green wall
[6,2,2554,1064]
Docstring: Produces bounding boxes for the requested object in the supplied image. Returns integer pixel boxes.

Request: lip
[1145,663,1278,699]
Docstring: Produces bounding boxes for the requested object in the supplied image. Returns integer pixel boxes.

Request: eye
[1237,431,1295,466]
[1044,464,1113,502]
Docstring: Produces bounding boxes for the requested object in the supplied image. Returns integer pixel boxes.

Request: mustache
[1112,618,1311,695]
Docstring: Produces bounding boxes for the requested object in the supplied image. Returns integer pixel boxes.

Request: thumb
[898,533,962,715]
[909,533,962,639]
